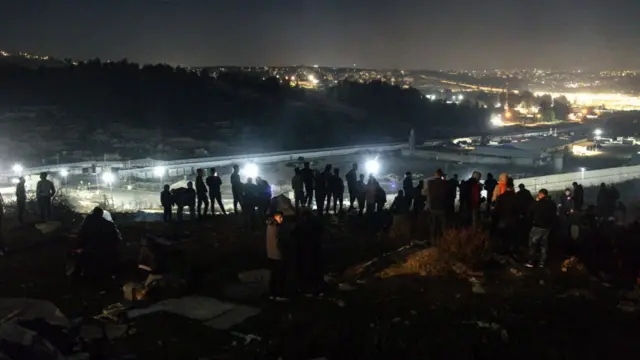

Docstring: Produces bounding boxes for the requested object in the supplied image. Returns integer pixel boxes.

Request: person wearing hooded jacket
[494,178,519,254]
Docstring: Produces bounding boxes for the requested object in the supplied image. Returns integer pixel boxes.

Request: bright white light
[241,163,259,179]
[153,166,165,177]
[102,172,115,185]
[458,94,464,101]
[12,164,23,174]
[11,178,19,184]
[60,169,69,177]
[364,158,380,175]
[490,115,504,127]
[594,128,603,136]
[308,74,319,84]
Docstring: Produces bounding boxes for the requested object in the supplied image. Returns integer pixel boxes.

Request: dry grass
[439,228,491,269]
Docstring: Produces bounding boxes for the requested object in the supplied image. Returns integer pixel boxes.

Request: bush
[438,228,491,269]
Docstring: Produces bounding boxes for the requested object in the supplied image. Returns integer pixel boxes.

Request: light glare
[364,159,380,175]
[241,163,259,179]
[102,172,115,184]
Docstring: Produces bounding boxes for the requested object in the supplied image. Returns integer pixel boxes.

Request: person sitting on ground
[75,207,122,277]
[266,210,288,301]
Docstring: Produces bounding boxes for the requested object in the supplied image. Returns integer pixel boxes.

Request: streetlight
[594,128,603,136]
[12,163,23,175]
[241,163,259,179]
[365,158,380,176]
[60,169,69,186]
[102,172,114,195]
[154,166,165,188]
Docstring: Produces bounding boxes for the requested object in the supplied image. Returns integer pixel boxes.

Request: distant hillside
[0,56,490,167]
[0,49,68,68]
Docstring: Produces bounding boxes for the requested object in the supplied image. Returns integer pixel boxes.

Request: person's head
[40,172,48,180]
[418,179,424,186]
[435,169,444,178]
[472,171,482,180]
[537,189,549,200]
[187,181,193,189]
[359,173,365,181]
[163,184,170,191]
[487,173,494,180]
[246,177,253,184]
[405,171,412,177]
[398,189,404,197]
[197,168,203,176]
[19,177,25,184]
[92,206,104,217]
[233,164,239,172]
[352,163,358,170]
[294,167,300,175]
[256,176,262,183]
[304,162,310,168]
[324,164,332,172]
[272,211,284,225]
[518,183,525,190]
[334,168,340,176]
[210,167,216,175]
[565,188,572,196]
[506,178,515,190]
[453,174,458,180]
[600,182,606,188]
[572,182,578,187]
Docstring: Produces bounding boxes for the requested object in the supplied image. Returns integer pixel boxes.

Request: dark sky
[1,0,638,69]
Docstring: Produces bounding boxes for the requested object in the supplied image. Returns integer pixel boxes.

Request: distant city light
[458,94,464,101]
[241,163,259,179]
[365,158,380,175]
[102,172,115,185]
[12,164,23,174]
[505,111,512,119]
[60,169,69,177]
[153,166,165,177]
[594,128,603,136]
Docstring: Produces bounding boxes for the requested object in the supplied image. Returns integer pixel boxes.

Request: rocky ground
[1,210,639,360]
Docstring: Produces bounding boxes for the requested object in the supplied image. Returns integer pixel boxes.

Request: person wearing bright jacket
[491,172,509,203]
[266,211,288,301]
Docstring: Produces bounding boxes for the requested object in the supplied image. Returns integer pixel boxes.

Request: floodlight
[241,163,259,178]
[102,172,115,184]
[154,166,165,177]
[364,158,380,175]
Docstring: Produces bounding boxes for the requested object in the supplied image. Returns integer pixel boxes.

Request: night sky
[1,0,638,69]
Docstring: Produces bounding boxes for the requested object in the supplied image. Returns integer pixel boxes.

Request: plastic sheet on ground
[34,221,62,235]
[0,298,70,328]
[127,296,260,330]
[0,322,66,360]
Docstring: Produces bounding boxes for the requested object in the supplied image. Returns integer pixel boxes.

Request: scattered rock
[539,280,545,286]
[471,283,486,294]
[617,301,638,312]
[338,283,356,291]
[510,268,523,277]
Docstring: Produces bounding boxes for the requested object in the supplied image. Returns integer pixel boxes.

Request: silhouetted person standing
[315,169,327,215]
[572,182,584,211]
[331,168,344,213]
[206,167,226,215]
[16,177,27,224]
[427,169,447,243]
[256,177,272,215]
[195,169,209,218]
[494,179,518,254]
[300,162,314,207]
[484,173,497,213]
[36,172,55,221]
[345,163,358,211]
[160,184,173,222]
[403,172,414,209]
[173,182,196,222]
[322,165,333,214]
[445,174,459,224]
[356,174,366,215]
[292,167,304,210]
[231,165,243,213]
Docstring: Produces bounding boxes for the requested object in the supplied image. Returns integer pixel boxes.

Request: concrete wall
[516,165,640,192]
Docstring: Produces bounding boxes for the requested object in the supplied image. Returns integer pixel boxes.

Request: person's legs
[176,206,184,222]
[528,227,546,265]
[188,205,196,220]
[46,197,52,220]
[17,201,25,224]
[539,229,550,266]
[316,194,325,215]
[37,197,45,221]
[325,193,332,213]
[337,193,343,212]
[215,193,226,215]
[163,207,172,222]
[348,190,356,210]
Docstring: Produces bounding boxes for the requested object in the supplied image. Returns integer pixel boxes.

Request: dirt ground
[1,212,639,360]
